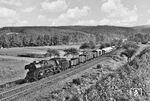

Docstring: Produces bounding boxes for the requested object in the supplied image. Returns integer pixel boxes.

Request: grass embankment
[14,47,128,101]
[27,46,150,101]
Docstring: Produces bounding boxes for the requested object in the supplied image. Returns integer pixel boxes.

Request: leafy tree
[22,36,30,46]
[134,33,144,43]
[129,33,150,44]
[80,41,96,49]
[45,49,60,57]
[99,42,111,49]
[9,35,23,47]
[62,35,70,45]
[51,35,59,45]
[64,48,78,58]
[120,49,136,61]
[29,36,37,46]
[43,34,51,45]
[0,35,10,48]
[36,35,44,46]
[89,40,96,49]
[122,41,139,50]
[70,96,80,101]
[80,42,90,49]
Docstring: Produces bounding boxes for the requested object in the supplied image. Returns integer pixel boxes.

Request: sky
[0,0,150,27]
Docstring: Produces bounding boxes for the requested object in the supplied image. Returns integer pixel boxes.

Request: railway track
[0,55,110,101]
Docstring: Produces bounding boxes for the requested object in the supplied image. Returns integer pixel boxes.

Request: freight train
[24,46,114,82]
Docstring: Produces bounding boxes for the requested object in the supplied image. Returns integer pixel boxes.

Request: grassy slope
[30,45,150,101]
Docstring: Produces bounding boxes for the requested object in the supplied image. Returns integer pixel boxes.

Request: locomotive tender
[25,46,114,82]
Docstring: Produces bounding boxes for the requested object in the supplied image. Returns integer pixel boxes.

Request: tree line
[0,34,70,48]
[129,33,150,44]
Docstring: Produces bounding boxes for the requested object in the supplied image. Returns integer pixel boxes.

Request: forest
[0,25,150,48]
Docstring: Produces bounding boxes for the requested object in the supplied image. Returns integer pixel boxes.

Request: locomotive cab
[25,61,38,71]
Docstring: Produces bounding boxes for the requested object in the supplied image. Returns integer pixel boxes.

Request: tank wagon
[25,46,115,82]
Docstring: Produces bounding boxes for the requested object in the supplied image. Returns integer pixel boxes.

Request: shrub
[72,78,81,85]
[120,49,136,59]
[80,41,96,49]
[64,48,78,57]
[96,64,102,69]
[45,49,60,57]
[80,42,90,49]
[122,41,139,50]
[70,96,80,101]
[18,53,44,58]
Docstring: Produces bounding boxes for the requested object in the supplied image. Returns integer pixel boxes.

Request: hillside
[133,25,150,34]
[0,26,137,44]
[30,45,150,101]
[1,25,150,48]
[59,25,138,41]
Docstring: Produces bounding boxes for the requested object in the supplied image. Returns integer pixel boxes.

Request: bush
[122,41,139,50]
[64,48,78,57]
[18,53,44,58]
[72,78,81,85]
[96,64,102,69]
[80,42,90,49]
[70,96,80,101]
[45,49,60,57]
[120,49,136,59]
[99,43,111,49]
[89,41,96,49]
[80,41,96,49]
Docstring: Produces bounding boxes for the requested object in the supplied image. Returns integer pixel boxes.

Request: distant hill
[58,26,138,42]
[0,25,139,42]
[133,25,150,34]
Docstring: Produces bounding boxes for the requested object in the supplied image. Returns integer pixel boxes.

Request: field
[0,45,80,84]
[0,45,80,56]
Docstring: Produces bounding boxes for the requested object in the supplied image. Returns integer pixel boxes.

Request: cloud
[74,20,98,25]
[74,18,135,26]
[148,20,150,24]
[52,6,90,25]
[22,7,35,13]
[0,7,17,18]
[0,0,22,6]
[13,20,28,26]
[148,10,150,13]
[37,15,46,21]
[101,0,138,25]
[41,0,68,12]
[0,18,28,27]
[0,6,28,27]
[73,19,109,26]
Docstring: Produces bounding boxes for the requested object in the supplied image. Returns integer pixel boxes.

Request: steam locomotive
[24,47,114,82]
